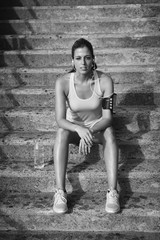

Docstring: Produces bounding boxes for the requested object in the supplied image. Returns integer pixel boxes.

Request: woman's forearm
[90,117,112,133]
[56,118,78,132]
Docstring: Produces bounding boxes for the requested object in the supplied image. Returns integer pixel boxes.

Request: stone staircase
[0,0,160,239]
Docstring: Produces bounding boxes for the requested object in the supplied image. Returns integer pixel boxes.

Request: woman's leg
[102,126,118,190]
[54,128,80,191]
[53,128,80,213]
[93,126,118,189]
[93,126,120,213]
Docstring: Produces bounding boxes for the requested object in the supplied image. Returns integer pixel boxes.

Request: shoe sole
[105,207,120,214]
[53,206,68,214]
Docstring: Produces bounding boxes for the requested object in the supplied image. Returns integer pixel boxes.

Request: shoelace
[108,190,119,203]
[55,191,67,204]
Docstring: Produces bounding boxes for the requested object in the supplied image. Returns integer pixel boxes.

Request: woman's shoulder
[56,73,71,91]
[96,70,113,88]
[56,72,71,84]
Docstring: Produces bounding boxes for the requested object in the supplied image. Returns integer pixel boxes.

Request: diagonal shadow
[0,209,27,238]
[115,84,157,211]
[67,144,101,213]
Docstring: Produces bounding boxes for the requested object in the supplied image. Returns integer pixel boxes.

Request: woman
[53,38,120,214]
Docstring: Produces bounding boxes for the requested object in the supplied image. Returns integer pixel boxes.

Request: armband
[102,93,116,113]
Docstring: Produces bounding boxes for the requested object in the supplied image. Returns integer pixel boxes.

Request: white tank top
[66,71,103,128]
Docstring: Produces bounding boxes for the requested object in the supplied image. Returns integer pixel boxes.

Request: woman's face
[73,46,93,74]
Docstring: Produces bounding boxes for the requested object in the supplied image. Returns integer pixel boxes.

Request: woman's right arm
[55,76,77,132]
[55,77,93,146]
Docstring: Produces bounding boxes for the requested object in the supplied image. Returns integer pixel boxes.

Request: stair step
[0,171,159,194]
[0,5,160,20]
[1,34,160,51]
[0,85,160,108]
[1,48,160,68]
[0,19,159,35]
[0,107,160,133]
[0,188,160,232]
[1,190,160,215]
[0,231,159,240]
[0,156,160,179]
[0,0,159,7]
[0,67,160,89]
[0,131,160,161]
[0,208,159,234]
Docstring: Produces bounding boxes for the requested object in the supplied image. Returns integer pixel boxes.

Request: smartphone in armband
[102,93,117,114]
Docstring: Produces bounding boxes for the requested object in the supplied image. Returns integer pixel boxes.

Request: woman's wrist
[74,125,80,133]
[89,127,94,134]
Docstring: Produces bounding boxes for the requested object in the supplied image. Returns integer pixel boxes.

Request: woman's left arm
[90,73,114,134]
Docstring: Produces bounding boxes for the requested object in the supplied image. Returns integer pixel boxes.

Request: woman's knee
[103,126,116,144]
[56,128,70,143]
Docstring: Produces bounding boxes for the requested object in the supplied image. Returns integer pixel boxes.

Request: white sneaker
[53,189,68,214]
[105,189,120,213]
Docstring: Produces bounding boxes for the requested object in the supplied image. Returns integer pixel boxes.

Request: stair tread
[0,19,160,35]
[0,190,160,215]
[0,5,160,21]
[0,190,160,232]
[0,0,160,6]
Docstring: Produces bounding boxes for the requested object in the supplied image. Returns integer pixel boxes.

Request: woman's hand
[79,138,92,155]
[75,125,93,155]
[75,125,93,146]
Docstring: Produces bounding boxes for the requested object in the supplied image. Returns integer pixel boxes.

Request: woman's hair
[71,38,95,59]
[69,38,97,72]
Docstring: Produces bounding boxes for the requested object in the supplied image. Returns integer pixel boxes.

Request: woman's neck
[74,71,94,83]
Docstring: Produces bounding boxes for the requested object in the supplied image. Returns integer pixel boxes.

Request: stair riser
[0,92,159,108]
[0,139,159,161]
[1,35,160,51]
[0,212,159,233]
[0,174,160,196]
[1,6,160,20]
[1,157,160,178]
[1,71,160,88]
[0,0,159,7]
[0,90,160,108]
[0,232,159,240]
[0,20,159,35]
[1,48,160,68]
[1,109,160,132]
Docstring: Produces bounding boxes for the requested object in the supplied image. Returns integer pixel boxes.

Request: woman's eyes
[75,57,91,60]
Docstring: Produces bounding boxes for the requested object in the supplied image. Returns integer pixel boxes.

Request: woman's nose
[81,58,85,64]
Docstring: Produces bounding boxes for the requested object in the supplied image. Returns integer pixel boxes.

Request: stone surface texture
[0,0,160,239]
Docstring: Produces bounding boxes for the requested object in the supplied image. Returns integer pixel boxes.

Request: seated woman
[53,38,120,214]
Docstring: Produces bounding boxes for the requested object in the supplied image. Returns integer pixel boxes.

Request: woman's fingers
[79,139,91,155]
[75,126,93,144]
[83,131,93,146]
